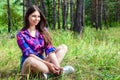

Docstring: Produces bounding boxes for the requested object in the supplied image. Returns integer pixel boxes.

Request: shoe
[43,73,48,79]
[63,65,75,74]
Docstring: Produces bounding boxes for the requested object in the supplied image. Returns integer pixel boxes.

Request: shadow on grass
[0,68,74,80]
[0,69,63,80]
[0,69,19,79]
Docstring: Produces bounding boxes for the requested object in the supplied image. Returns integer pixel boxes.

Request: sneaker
[43,73,48,79]
[63,65,75,74]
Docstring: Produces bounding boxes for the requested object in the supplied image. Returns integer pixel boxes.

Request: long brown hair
[23,5,52,45]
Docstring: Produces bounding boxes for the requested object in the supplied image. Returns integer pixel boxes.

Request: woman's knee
[60,44,68,51]
[23,57,37,67]
[21,57,35,74]
[25,57,35,63]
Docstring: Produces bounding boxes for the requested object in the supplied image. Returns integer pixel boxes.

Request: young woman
[16,5,74,78]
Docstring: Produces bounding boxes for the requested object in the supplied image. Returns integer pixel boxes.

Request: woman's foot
[63,65,75,74]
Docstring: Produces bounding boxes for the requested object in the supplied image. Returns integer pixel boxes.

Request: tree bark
[95,0,99,30]
[81,0,85,31]
[70,0,73,30]
[90,0,96,27]
[98,0,103,30]
[7,0,11,33]
[62,0,67,30]
[57,0,60,29]
[103,0,107,29]
[115,0,119,22]
[73,0,84,34]
[40,0,47,17]
[52,0,56,29]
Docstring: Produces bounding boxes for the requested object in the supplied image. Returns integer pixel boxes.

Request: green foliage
[85,0,120,27]
[0,2,23,32]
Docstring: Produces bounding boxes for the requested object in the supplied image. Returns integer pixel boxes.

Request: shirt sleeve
[16,32,35,58]
[44,44,56,56]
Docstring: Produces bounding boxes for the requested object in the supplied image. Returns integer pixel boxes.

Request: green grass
[0,27,120,80]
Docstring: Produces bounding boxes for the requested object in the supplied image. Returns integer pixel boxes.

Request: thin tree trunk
[33,0,39,5]
[62,0,67,30]
[90,1,93,27]
[109,10,112,27]
[98,0,103,30]
[90,0,96,27]
[7,0,11,33]
[95,0,98,30]
[103,0,107,29]
[52,0,56,29]
[66,1,69,29]
[82,0,85,30]
[70,0,73,30]
[115,0,119,22]
[57,0,60,29]
[39,0,49,28]
[25,0,31,9]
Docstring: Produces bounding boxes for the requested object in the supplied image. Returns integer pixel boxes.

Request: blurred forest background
[0,0,120,33]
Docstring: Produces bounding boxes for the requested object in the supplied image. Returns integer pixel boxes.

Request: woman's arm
[17,32,35,57]
[48,52,60,67]
[47,52,63,75]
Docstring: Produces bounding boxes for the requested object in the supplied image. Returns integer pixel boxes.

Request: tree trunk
[62,0,67,30]
[26,0,31,8]
[52,0,56,29]
[70,0,73,30]
[98,0,103,30]
[73,0,84,34]
[66,1,69,29]
[57,0,60,29]
[95,0,99,30]
[40,0,47,17]
[115,0,119,22]
[82,0,85,30]
[33,0,39,5]
[7,0,11,33]
[90,0,96,27]
[103,0,107,29]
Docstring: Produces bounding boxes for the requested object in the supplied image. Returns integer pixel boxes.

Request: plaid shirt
[16,29,55,58]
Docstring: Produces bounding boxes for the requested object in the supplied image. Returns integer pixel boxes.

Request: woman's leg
[21,57,50,75]
[55,44,68,63]
[45,44,68,64]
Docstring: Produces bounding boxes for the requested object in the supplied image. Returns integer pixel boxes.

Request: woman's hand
[46,62,63,75]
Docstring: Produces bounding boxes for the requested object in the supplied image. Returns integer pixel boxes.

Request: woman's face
[28,11,40,27]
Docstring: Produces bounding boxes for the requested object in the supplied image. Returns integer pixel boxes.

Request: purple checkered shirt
[16,29,55,58]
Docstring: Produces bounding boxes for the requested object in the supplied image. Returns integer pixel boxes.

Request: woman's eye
[32,15,40,18]
[32,15,37,17]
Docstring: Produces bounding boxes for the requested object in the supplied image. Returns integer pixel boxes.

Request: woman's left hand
[54,67,63,75]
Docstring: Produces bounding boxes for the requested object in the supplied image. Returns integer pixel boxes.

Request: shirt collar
[22,29,42,38]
